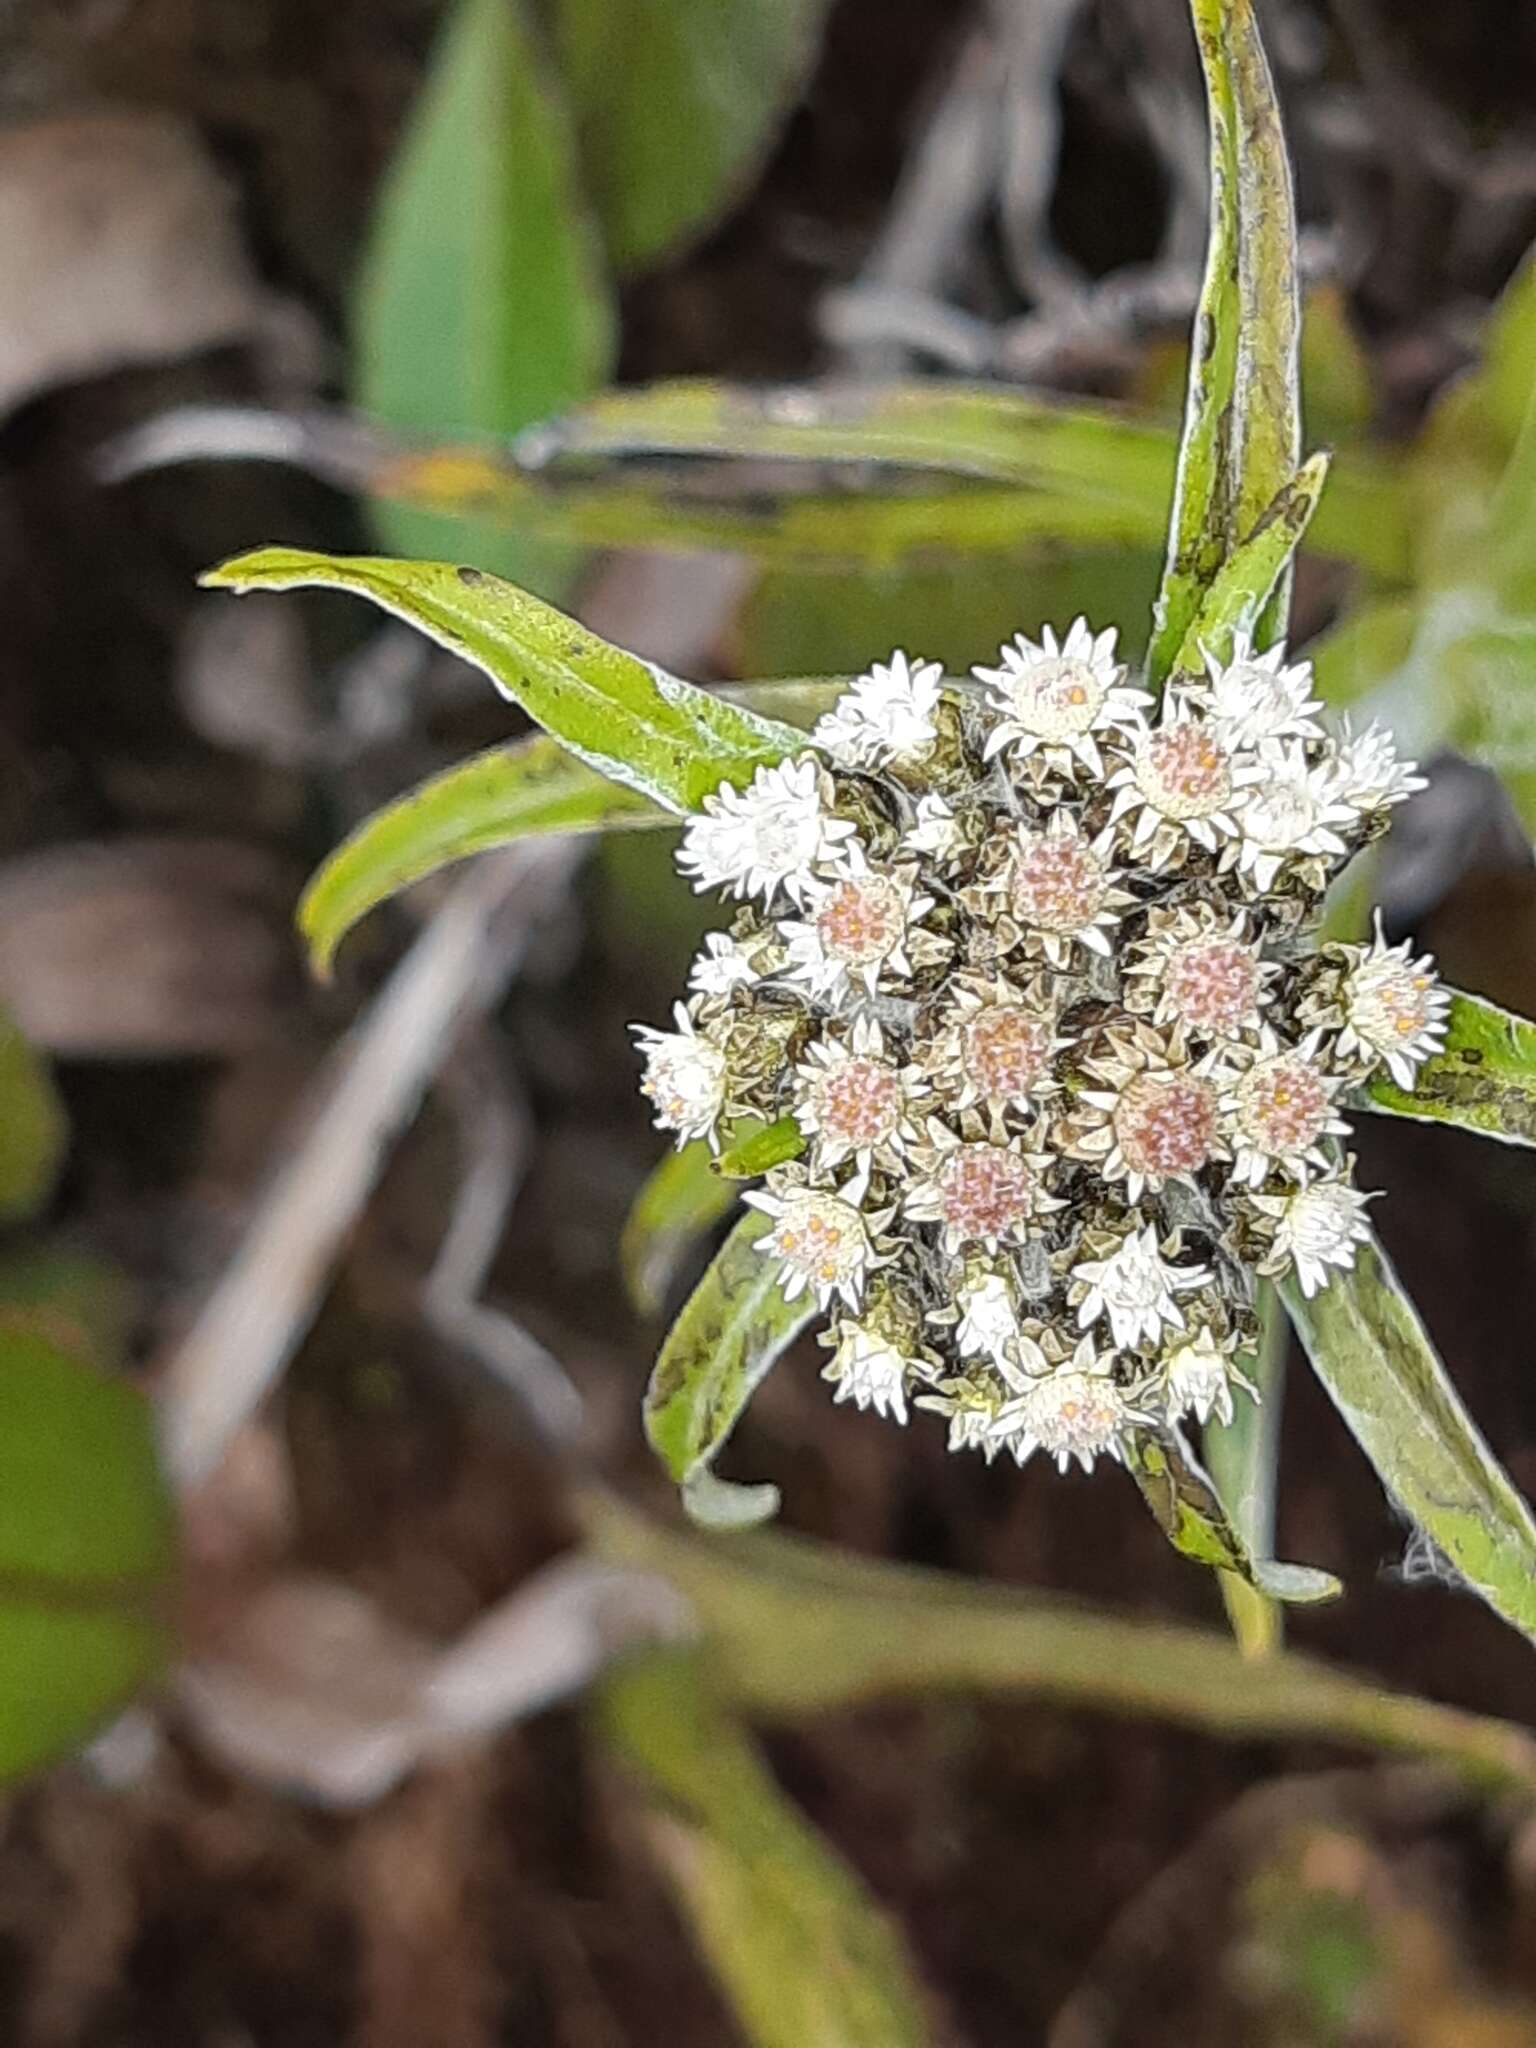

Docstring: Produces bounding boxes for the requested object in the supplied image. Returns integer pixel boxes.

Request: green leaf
[1205,1286,1289,1658]
[1170,453,1330,681]
[588,1495,1536,1798]
[1124,1426,1339,1606]
[643,1210,813,1529]
[1149,0,1303,685]
[202,549,806,815]
[621,1141,740,1320]
[1283,1233,1536,1648]
[0,1245,136,1371]
[505,379,1404,581]
[1308,595,1420,714]
[714,1117,806,1180]
[300,732,665,973]
[0,1009,66,1226]
[739,546,1165,681]
[551,0,833,274]
[1359,987,1536,1149]
[0,1324,177,1782]
[354,0,614,590]
[599,1648,930,2048]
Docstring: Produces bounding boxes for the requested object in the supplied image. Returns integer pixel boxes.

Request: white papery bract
[990,1336,1142,1473]
[812,649,945,769]
[632,1003,727,1149]
[1254,1170,1375,1297]
[635,628,1443,1476]
[1070,1223,1210,1350]
[977,617,1148,779]
[676,756,855,905]
[820,1317,916,1423]
[1326,922,1451,1089]
[1330,720,1427,815]
[1163,1327,1238,1426]
[1194,630,1325,747]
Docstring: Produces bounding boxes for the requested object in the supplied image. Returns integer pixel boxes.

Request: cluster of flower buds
[634,623,1448,1474]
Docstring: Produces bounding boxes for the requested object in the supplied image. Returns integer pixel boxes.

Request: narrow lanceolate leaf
[354,0,613,589]
[1361,988,1536,1150]
[621,1141,741,1321]
[599,1649,931,2048]
[644,1211,813,1530]
[552,0,834,275]
[1125,1427,1338,1606]
[300,733,665,974]
[1284,1233,1536,1648]
[202,550,806,814]
[0,1009,66,1226]
[1170,453,1330,682]
[0,1325,177,1782]
[1149,0,1303,686]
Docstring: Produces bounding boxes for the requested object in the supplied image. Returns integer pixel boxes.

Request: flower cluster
[634,629,1447,1474]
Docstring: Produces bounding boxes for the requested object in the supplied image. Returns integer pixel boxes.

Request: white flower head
[812,650,946,769]
[1067,1024,1229,1202]
[904,1117,1062,1253]
[687,930,760,999]
[1162,1326,1239,1427]
[1254,1167,1375,1297]
[677,756,856,906]
[1107,705,1261,866]
[988,1336,1143,1474]
[631,1002,727,1148]
[1336,921,1450,1089]
[1228,740,1357,893]
[976,617,1148,779]
[1196,630,1325,747]
[1070,1222,1212,1350]
[793,1014,927,1172]
[780,845,939,999]
[1223,1028,1349,1186]
[744,1174,889,1309]
[821,1316,916,1424]
[946,1262,1024,1367]
[1328,720,1426,815]
[1004,809,1133,968]
[907,791,965,861]
[1124,903,1277,1043]
[926,971,1065,1115]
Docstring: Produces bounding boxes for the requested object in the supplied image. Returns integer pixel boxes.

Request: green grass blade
[599,1648,931,2048]
[1359,988,1536,1148]
[643,1211,813,1529]
[357,381,1406,579]
[1283,1233,1536,1649]
[299,733,665,974]
[1149,0,1303,685]
[589,1495,1536,1799]
[203,549,806,814]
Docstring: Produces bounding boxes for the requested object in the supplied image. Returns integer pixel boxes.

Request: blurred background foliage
[4,0,1536,2042]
